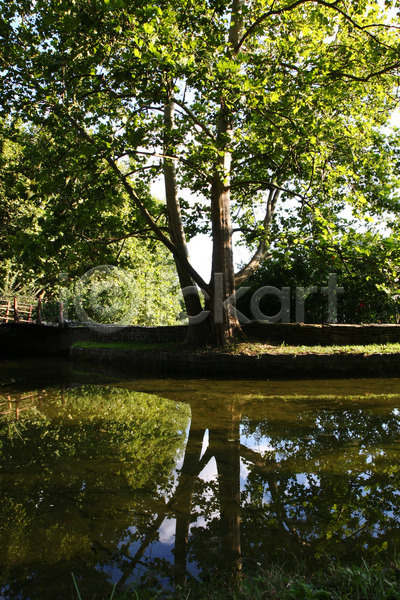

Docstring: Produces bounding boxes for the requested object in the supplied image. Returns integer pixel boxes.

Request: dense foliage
[237,232,400,323]
[1,0,400,341]
[0,121,183,325]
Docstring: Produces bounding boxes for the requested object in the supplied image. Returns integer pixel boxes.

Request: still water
[1,359,400,598]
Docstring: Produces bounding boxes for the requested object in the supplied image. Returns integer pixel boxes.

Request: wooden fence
[0,297,34,323]
[0,297,65,325]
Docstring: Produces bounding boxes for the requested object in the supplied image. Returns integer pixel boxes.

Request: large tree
[1,0,399,346]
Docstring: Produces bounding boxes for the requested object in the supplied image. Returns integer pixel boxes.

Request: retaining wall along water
[2,321,400,358]
[2,322,400,379]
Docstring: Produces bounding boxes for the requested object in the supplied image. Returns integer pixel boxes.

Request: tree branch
[71,227,166,245]
[234,187,281,285]
[328,61,400,82]
[238,0,399,54]
[68,116,211,293]
[238,0,314,51]
[231,179,304,202]
[173,98,216,140]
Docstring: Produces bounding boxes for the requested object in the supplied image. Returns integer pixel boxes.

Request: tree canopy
[0,120,183,325]
[1,0,400,344]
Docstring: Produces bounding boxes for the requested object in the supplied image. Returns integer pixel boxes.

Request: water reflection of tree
[186,398,400,578]
[119,394,400,586]
[2,387,400,598]
[115,401,243,588]
[0,386,191,599]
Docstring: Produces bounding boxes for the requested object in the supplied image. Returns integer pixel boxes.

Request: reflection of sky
[115,521,202,588]
[198,429,276,486]
[110,411,400,590]
[196,430,316,498]
[159,518,176,544]
[200,429,209,460]
[199,456,218,482]
[112,523,177,589]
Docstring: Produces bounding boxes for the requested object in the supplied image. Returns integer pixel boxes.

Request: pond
[1,359,400,599]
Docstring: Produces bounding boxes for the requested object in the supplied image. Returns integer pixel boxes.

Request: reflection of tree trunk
[171,408,207,585]
[116,411,207,590]
[117,402,244,591]
[210,403,242,578]
[116,510,167,588]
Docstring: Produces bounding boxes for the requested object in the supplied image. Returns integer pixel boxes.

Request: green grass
[73,339,400,356]
[212,341,400,356]
[72,562,400,600]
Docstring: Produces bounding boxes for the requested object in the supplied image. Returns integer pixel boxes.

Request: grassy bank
[212,341,400,356]
[73,340,400,356]
[73,563,400,600]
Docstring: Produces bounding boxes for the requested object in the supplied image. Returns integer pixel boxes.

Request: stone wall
[71,346,400,380]
[83,324,188,344]
[0,323,188,357]
[1,321,400,359]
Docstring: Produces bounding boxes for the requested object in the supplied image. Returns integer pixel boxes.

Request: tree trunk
[210,165,242,346]
[206,0,245,346]
[163,98,212,347]
[163,0,246,348]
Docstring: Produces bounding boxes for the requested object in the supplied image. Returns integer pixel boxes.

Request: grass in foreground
[73,340,400,356]
[72,562,400,600]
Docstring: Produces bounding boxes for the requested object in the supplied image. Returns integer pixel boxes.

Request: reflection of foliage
[239,400,400,569]
[0,385,190,599]
[186,397,400,579]
[3,385,400,596]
